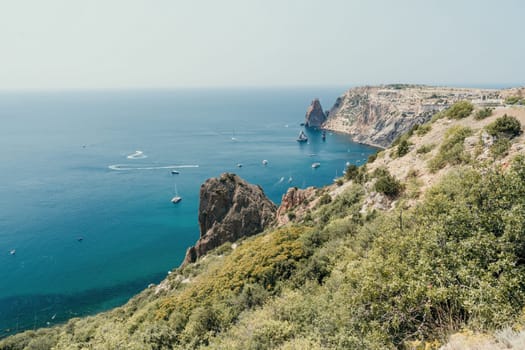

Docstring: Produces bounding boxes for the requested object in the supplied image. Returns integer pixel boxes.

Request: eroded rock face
[322,85,505,148]
[305,99,327,128]
[183,173,277,265]
[276,186,317,225]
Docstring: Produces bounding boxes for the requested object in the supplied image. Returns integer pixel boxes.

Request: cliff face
[183,173,277,265]
[305,98,327,128]
[323,85,505,148]
[276,186,318,225]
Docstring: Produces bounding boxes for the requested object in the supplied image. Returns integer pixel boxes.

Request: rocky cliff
[305,98,327,128]
[322,85,505,147]
[276,186,318,225]
[183,173,277,265]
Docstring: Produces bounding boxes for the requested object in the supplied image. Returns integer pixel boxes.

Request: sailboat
[297,130,308,142]
[171,184,182,204]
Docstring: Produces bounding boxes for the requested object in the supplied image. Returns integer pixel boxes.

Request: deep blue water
[0,88,377,336]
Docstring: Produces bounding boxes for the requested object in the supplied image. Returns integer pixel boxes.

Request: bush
[428,126,472,172]
[374,170,403,198]
[474,107,493,120]
[444,100,474,119]
[485,114,522,138]
[415,123,431,136]
[416,143,435,154]
[344,164,359,181]
[345,164,367,184]
[490,138,511,158]
[396,139,410,157]
[319,194,332,205]
[505,96,522,105]
[367,153,378,163]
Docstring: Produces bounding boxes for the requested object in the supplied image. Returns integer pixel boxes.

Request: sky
[0,0,523,89]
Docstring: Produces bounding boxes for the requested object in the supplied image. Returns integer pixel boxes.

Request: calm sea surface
[0,88,377,336]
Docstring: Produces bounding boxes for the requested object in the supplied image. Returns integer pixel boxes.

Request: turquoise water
[0,88,377,336]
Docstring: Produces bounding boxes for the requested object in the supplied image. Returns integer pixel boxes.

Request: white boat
[171,184,182,204]
[288,176,293,183]
[311,162,321,169]
[262,160,268,166]
[237,163,243,168]
[171,170,180,175]
[10,249,16,255]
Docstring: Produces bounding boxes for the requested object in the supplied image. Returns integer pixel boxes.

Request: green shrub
[505,96,521,105]
[367,152,378,163]
[415,123,431,136]
[319,194,332,205]
[416,143,435,154]
[396,139,411,157]
[444,100,474,119]
[474,107,493,120]
[490,137,511,158]
[374,170,403,198]
[345,164,367,184]
[485,114,522,138]
[428,126,472,172]
[344,164,359,181]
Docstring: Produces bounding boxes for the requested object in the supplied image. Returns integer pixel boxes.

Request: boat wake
[108,164,199,171]
[126,150,148,159]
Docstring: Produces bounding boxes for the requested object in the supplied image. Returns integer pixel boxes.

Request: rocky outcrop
[276,186,318,225]
[323,85,505,148]
[183,173,277,265]
[305,99,327,128]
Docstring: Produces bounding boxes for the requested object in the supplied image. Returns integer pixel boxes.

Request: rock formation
[322,85,506,148]
[276,186,318,225]
[305,98,327,128]
[183,173,277,265]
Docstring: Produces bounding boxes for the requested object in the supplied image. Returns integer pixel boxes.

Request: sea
[0,87,378,336]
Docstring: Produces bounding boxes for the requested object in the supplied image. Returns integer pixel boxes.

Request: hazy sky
[1,0,523,89]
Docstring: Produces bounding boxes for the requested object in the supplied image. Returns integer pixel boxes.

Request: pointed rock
[182,173,276,266]
[305,98,327,128]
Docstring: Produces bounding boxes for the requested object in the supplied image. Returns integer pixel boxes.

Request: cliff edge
[183,173,277,265]
[322,85,507,148]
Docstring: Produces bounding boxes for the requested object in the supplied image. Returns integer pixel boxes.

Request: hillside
[322,85,525,148]
[3,101,525,349]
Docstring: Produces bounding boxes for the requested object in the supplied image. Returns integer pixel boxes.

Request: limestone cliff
[305,98,327,128]
[323,85,505,148]
[183,173,277,265]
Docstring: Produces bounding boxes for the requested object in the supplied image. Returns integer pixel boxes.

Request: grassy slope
[3,104,525,350]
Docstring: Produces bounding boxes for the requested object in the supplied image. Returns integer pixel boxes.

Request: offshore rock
[305,98,327,128]
[183,173,277,265]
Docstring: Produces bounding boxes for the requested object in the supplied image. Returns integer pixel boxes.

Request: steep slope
[3,103,525,349]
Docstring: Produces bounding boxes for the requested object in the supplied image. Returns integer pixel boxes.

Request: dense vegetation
[3,111,525,349]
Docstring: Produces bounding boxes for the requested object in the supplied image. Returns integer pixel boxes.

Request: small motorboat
[171,184,182,204]
[9,249,16,255]
[237,163,243,168]
[171,170,180,175]
[311,162,321,169]
[262,160,268,166]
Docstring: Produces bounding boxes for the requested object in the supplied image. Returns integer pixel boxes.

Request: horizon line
[0,82,523,93]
